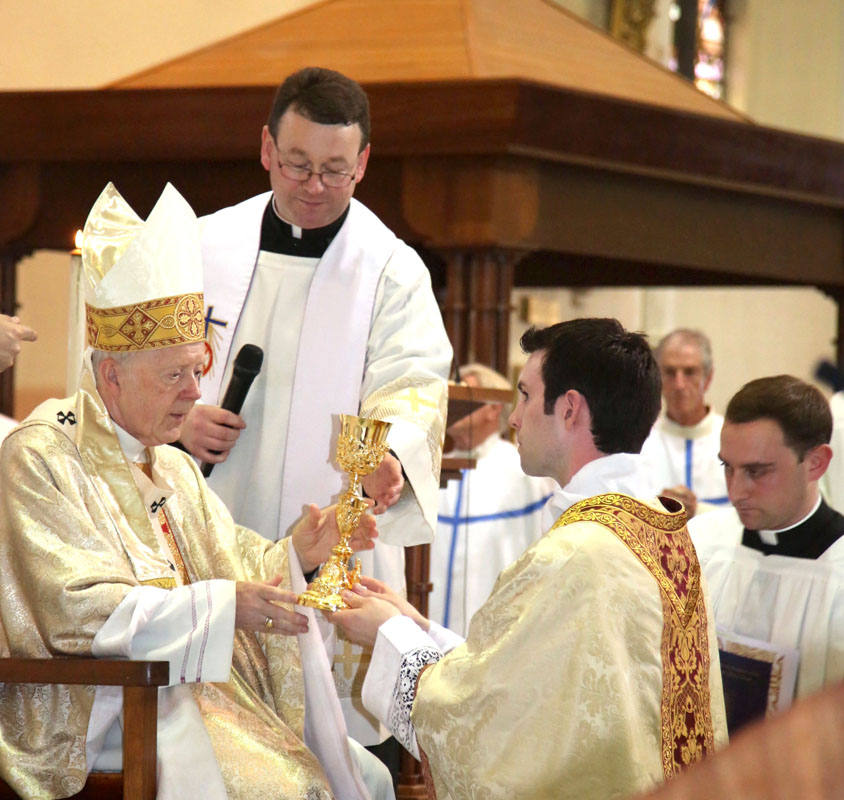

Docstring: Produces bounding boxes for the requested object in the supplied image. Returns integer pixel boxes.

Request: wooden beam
[3,81,844,206]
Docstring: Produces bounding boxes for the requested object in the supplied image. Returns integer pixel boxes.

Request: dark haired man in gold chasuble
[329,318,728,800]
[0,182,392,800]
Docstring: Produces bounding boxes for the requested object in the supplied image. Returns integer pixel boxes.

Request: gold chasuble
[0,368,332,799]
[412,493,727,800]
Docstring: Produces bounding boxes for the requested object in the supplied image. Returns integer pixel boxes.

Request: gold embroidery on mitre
[554,493,715,779]
[86,292,205,351]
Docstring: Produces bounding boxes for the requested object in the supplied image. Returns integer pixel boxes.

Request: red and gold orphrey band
[553,493,716,779]
[86,293,205,351]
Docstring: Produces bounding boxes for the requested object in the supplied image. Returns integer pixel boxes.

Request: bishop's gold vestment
[0,369,334,800]
[411,494,728,800]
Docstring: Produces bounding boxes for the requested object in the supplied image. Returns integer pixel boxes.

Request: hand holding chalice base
[297,414,392,612]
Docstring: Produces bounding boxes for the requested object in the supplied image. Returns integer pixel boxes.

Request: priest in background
[640,328,729,518]
[820,389,844,514]
[178,65,451,747]
[329,318,728,800]
[430,363,554,636]
[0,182,392,800]
[0,313,37,440]
[0,313,37,374]
[690,375,844,700]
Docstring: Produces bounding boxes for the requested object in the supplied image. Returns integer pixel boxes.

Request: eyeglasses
[276,160,357,188]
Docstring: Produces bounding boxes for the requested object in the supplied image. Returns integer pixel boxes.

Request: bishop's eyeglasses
[277,160,357,188]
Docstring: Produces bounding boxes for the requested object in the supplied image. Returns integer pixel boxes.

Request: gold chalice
[297,414,392,612]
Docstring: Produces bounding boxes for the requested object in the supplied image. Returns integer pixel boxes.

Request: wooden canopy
[3,0,844,410]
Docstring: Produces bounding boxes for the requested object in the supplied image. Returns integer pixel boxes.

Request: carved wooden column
[397,541,433,799]
[442,248,516,375]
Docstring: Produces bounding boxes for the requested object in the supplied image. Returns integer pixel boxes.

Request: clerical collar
[112,420,148,464]
[260,198,349,258]
[541,452,661,531]
[742,496,844,559]
[758,495,822,544]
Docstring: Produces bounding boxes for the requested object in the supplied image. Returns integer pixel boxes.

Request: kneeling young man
[331,318,728,800]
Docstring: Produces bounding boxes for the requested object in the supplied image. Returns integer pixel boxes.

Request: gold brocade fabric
[411,493,727,800]
[554,494,716,778]
[0,367,332,799]
[136,460,191,587]
[85,292,205,351]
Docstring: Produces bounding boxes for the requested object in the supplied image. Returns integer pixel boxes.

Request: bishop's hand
[235,575,308,636]
[291,502,378,574]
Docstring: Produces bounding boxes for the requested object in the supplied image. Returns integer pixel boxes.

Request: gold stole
[136,460,191,587]
[554,493,716,778]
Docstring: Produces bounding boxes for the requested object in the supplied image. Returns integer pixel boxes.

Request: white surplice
[640,410,729,510]
[690,505,844,698]
[431,434,554,636]
[199,193,451,744]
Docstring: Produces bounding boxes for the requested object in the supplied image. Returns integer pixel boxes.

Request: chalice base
[297,557,362,612]
[297,589,349,613]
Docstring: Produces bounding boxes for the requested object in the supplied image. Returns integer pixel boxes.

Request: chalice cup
[298,414,392,612]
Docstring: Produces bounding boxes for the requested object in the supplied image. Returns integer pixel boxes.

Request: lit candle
[66,230,85,394]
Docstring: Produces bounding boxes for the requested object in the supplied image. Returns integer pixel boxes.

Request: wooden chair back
[0,658,168,800]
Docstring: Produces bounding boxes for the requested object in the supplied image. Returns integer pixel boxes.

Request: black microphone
[200,344,263,478]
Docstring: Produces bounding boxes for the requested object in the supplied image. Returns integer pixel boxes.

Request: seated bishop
[0,183,392,800]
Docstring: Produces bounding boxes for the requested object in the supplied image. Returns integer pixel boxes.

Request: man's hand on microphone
[179,405,245,462]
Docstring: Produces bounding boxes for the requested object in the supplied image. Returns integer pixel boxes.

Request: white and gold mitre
[82,182,204,352]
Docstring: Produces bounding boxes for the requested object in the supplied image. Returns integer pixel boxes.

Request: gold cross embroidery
[406,387,438,414]
[335,637,368,680]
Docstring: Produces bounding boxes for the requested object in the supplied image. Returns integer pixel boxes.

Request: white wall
[0,0,308,90]
[727,0,844,140]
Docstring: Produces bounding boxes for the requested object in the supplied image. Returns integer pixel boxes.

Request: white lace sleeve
[362,615,443,758]
[390,645,441,757]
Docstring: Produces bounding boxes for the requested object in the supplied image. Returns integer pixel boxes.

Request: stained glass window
[695,0,726,99]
